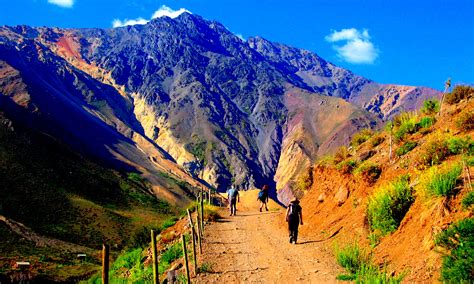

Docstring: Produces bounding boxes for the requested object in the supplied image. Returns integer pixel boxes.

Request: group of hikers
[226,185,303,244]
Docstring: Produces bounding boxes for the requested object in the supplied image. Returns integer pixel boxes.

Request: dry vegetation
[308,86,473,282]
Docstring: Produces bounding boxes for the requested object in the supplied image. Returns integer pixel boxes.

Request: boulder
[317,193,325,203]
[335,186,349,206]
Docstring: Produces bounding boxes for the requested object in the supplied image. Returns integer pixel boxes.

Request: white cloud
[151,6,190,19]
[325,28,379,64]
[112,18,148,28]
[48,0,74,8]
[112,5,191,28]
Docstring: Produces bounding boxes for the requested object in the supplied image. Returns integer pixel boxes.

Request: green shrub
[421,98,440,115]
[422,163,462,197]
[198,262,214,273]
[396,141,418,156]
[203,204,221,222]
[416,116,436,129]
[354,162,382,184]
[335,243,404,283]
[367,176,414,236]
[159,240,184,274]
[445,85,474,104]
[435,218,474,282]
[447,136,474,155]
[336,159,358,174]
[335,243,370,274]
[467,156,474,166]
[351,129,374,147]
[161,217,179,230]
[370,134,385,148]
[417,134,451,167]
[456,109,474,131]
[317,155,336,167]
[297,166,313,191]
[393,113,419,142]
[461,192,474,209]
[109,248,152,281]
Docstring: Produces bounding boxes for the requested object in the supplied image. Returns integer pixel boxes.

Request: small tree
[438,78,451,116]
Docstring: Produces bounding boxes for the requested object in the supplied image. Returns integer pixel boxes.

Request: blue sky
[1,0,473,90]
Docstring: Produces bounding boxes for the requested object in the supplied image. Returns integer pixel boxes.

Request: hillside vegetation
[0,112,185,281]
[297,85,473,282]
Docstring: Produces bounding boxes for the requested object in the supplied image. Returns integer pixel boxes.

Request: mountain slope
[0,110,183,281]
[0,13,441,197]
[296,92,473,282]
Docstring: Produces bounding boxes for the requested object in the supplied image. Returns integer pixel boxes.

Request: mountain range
[0,13,441,203]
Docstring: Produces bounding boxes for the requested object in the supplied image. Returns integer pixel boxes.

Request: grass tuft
[351,129,374,148]
[421,98,440,115]
[435,218,474,282]
[367,175,413,237]
[336,159,358,174]
[420,163,462,197]
[335,243,370,274]
[354,161,382,184]
[334,243,404,283]
[396,141,417,156]
[456,109,474,131]
[461,191,474,210]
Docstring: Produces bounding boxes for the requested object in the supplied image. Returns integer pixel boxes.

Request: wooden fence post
[186,209,198,275]
[151,230,159,284]
[196,213,202,254]
[200,195,204,233]
[102,243,109,284]
[182,235,191,284]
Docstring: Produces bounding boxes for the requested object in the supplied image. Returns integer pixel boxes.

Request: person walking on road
[257,184,270,212]
[227,185,240,216]
[285,198,303,244]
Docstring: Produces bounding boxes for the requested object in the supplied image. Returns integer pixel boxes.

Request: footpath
[194,191,341,283]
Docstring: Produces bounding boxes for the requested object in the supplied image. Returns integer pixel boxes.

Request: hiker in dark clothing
[285,198,303,244]
[257,184,269,212]
[227,186,239,216]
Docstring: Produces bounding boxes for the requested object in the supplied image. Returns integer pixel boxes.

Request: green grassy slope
[0,113,180,281]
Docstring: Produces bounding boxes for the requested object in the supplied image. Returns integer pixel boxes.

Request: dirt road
[195,191,342,283]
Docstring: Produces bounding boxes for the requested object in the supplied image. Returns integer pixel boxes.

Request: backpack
[288,203,300,217]
[258,190,266,199]
[229,188,238,199]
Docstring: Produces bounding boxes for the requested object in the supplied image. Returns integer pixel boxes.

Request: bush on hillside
[354,162,382,184]
[335,243,404,283]
[447,136,474,155]
[461,192,474,210]
[316,155,336,167]
[421,98,440,115]
[420,163,462,197]
[367,175,414,236]
[445,85,474,104]
[336,159,358,174]
[370,134,385,148]
[416,134,451,167]
[435,218,474,282]
[297,166,313,191]
[351,129,374,147]
[456,109,474,131]
[333,146,351,164]
[396,141,418,156]
[335,243,370,274]
[393,113,419,142]
[416,116,436,129]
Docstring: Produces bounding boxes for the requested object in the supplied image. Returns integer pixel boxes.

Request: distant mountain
[0,13,441,198]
